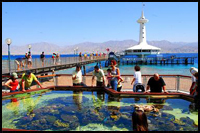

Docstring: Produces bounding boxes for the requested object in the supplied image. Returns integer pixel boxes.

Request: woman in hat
[5,72,20,93]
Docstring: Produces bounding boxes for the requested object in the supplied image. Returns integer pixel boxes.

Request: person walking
[79,52,82,61]
[27,52,32,68]
[56,53,60,65]
[24,52,29,67]
[51,53,55,65]
[40,52,45,67]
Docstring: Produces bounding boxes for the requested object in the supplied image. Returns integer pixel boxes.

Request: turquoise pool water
[2,90,198,131]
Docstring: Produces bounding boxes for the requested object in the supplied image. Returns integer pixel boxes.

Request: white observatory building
[125,6,161,57]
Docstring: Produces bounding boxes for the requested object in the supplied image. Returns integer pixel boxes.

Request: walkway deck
[2,56,107,76]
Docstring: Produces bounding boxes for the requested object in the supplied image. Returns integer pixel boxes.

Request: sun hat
[12,72,18,78]
[190,67,198,75]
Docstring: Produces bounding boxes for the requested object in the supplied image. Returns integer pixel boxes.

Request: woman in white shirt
[131,66,144,92]
[72,64,86,86]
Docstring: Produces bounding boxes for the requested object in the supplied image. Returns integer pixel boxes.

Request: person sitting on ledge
[145,73,168,94]
[20,70,43,92]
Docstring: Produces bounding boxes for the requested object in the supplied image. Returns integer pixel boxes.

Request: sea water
[118,53,198,76]
[55,53,198,76]
[2,53,198,76]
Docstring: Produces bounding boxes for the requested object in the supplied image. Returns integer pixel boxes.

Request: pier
[108,52,197,66]
[120,56,196,65]
[2,56,108,77]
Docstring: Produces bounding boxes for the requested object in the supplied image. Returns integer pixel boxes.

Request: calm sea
[118,53,198,76]
[2,53,198,76]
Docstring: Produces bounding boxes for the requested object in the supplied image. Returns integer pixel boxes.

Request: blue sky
[2,2,198,46]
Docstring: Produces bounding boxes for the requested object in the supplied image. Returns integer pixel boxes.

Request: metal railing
[2,55,108,74]
[120,57,196,64]
[2,74,191,94]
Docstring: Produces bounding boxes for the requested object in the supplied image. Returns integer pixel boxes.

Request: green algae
[163,108,198,126]
[73,123,129,131]
[53,120,69,128]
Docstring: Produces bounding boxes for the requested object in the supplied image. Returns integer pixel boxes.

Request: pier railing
[2,74,192,94]
[120,56,196,65]
[2,55,108,74]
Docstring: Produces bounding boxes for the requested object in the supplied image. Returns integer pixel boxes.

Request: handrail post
[176,76,180,92]
[54,75,58,86]
[65,57,66,64]
[143,76,147,86]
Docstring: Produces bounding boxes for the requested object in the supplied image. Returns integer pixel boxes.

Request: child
[106,69,112,88]
[131,65,143,92]
[117,77,124,92]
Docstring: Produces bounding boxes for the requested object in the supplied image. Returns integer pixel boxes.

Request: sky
[2,2,198,46]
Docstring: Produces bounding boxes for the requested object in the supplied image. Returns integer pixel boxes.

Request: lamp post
[5,38,12,75]
[28,44,32,53]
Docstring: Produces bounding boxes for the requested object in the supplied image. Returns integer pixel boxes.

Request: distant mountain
[2,40,198,55]
[2,42,61,55]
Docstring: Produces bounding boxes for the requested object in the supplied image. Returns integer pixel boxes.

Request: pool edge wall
[2,86,195,131]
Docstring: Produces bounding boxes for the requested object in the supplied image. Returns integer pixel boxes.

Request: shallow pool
[2,90,198,131]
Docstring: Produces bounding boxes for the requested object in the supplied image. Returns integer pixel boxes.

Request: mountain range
[2,40,198,55]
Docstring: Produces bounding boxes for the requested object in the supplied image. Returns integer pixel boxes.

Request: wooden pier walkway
[2,56,108,76]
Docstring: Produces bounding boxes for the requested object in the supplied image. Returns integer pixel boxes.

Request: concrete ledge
[2,86,194,103]
[2,128,37,131]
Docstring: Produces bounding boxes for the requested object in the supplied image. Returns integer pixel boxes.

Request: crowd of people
[14,51,107,70]
[10,59,198,97]
[14,51,32,70]
[79,52,107,61]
